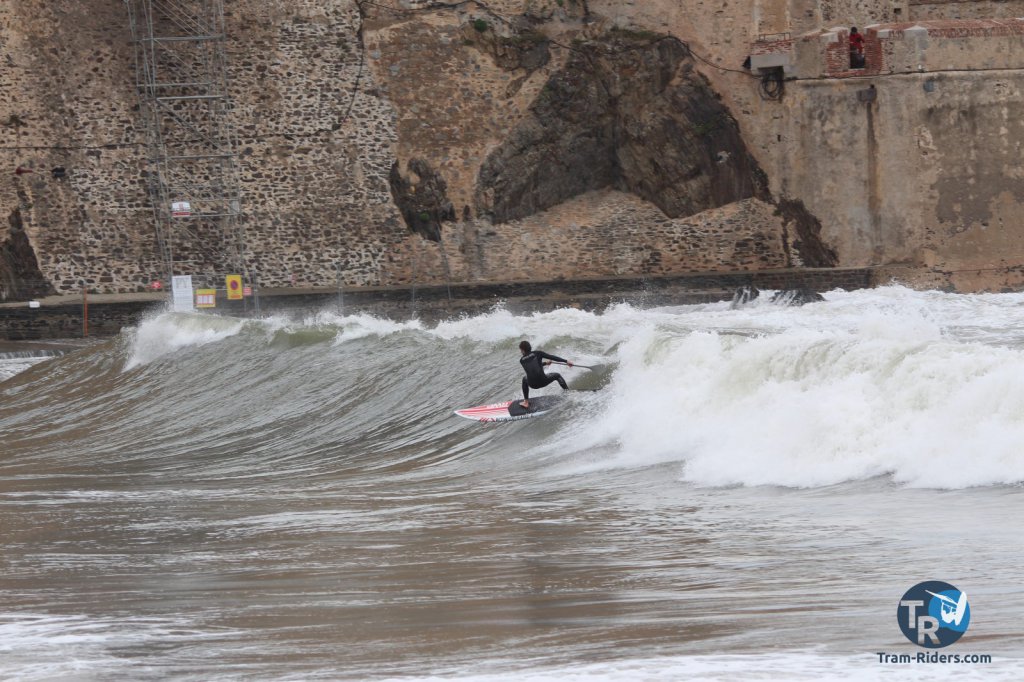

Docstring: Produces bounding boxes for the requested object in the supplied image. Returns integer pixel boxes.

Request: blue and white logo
[897,581,971,648]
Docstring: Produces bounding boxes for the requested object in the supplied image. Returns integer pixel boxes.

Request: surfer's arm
[535,351,571,366]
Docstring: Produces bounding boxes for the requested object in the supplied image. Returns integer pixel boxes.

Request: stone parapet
[793,19,1024,79]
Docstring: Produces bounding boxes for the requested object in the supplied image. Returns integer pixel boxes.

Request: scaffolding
[125,0,246,291]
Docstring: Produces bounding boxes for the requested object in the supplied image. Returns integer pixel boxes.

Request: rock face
[731,285,760,308]
[389,159,456,242]
[477,32,764,223]
[1,207,53,301]
[6,1,1024,296]
[774,198,838,268]
[771,288,826,306]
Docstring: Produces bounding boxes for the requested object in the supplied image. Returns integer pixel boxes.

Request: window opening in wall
[758,67,785,100]
[849,27,866,69]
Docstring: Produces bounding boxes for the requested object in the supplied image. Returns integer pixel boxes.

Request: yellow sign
[196,289,216,308]
[225,274,243,300]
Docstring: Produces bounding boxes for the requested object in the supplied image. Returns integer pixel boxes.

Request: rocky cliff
[476,32,764,223]
[2,0,1023,298]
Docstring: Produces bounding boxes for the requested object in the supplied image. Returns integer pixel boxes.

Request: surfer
[519,340,573,408]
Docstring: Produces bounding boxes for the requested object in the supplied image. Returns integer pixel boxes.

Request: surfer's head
[519,340,531,355]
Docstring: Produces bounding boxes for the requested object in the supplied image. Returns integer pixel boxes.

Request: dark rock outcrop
[1,208,54,302]
[389,158,456,242]
[731,284,760,307]
[771,288,825,306]
[461,22,551,72]
[774,198,838,268]
[476,32,766,223]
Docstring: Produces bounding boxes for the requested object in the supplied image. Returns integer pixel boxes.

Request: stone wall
[0,0,419,294]
[754,0,1024,38]
[1,0,826,300]
[0,1,159,294]
[818,0,901,27]
[201,0,410,289]
[909,0,1024,20]
[4,0,1024,298]
[737,17,1024,287]
[759,70,1024,282]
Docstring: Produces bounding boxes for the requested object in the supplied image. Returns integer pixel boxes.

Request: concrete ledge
[0,268,877,340]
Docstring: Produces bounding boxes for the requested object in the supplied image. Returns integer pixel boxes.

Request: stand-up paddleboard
[454,395,563,423]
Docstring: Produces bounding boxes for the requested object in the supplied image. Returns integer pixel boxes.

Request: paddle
[549,361,595,370]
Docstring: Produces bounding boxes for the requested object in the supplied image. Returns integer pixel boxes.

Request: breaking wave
[5,286,1024,489]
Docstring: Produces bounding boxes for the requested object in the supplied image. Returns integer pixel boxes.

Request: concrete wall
[742,19,1024,291]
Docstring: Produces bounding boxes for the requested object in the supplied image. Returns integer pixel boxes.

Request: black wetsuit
[520,350,568,400]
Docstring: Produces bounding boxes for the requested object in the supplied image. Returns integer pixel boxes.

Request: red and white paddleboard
[454,395,563,423]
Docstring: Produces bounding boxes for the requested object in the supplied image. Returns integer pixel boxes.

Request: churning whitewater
[3,286,1024,680]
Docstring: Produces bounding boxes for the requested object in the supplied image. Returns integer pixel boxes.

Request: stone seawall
[0,268,875,340]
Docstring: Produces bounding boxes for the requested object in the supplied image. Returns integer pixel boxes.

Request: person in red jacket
[849,27,865,68]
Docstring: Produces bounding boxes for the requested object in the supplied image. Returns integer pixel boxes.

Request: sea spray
[124,311,246,370]
[552,294,1024,488]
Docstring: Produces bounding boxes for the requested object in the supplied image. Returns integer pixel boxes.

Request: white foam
[325,311,424,344]
[378,652,1024,681]
[0,612,242,680]
[0,357,51,382]
[124,312,245,369]
[251,310,424,344]
[552,287,1024,489]
[431,305,613,346]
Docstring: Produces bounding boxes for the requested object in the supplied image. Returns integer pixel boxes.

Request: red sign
[150,281,163,290]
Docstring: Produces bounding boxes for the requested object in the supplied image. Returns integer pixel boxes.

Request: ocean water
[0,347,72,383]
[2,286,1023,680]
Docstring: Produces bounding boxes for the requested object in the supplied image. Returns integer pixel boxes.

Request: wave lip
[124,312,246,370]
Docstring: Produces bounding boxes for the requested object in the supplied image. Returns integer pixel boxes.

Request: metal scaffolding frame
[125,0,245,290]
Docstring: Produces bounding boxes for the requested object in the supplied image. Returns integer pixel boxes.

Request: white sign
[28,300,40,308]
[171,275,194,313]
[171,201,191,218]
